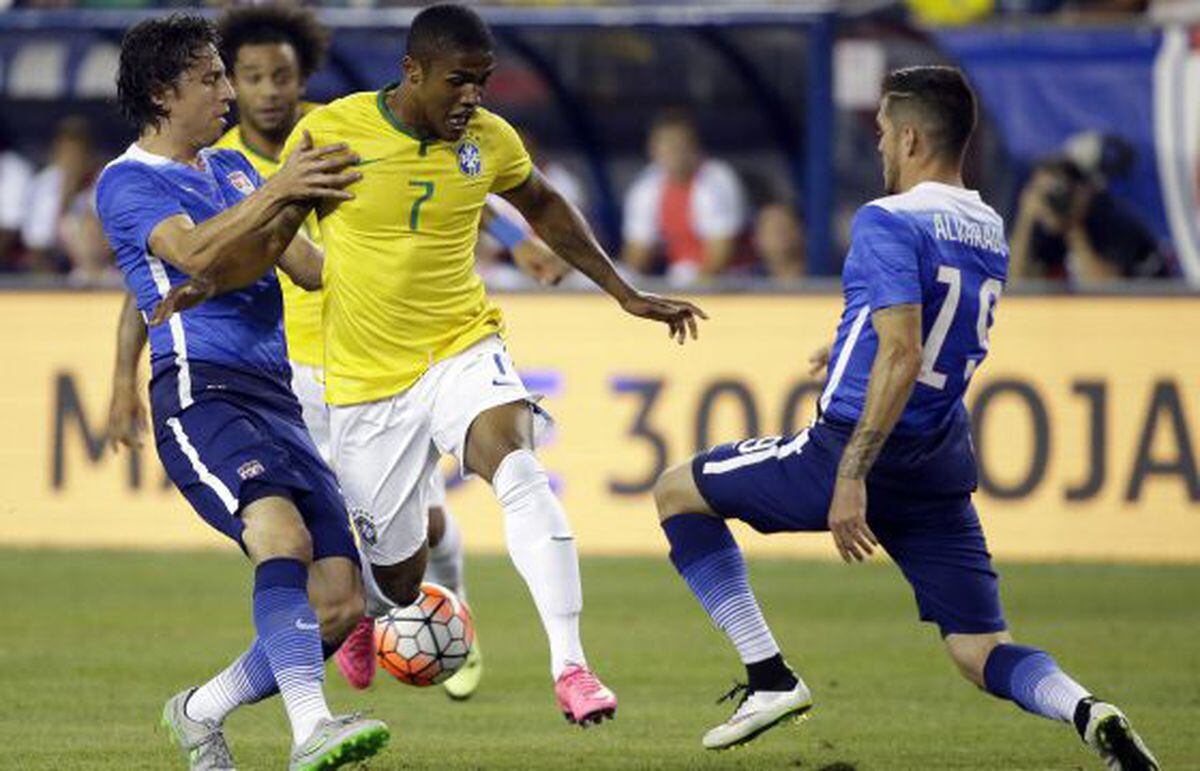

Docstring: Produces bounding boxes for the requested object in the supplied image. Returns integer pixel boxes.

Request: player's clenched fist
[270,130,362,203]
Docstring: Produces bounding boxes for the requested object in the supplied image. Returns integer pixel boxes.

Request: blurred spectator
[754,202,807,283]
[23,116,112,283]
[620,109,749,286]
[0,127,32,271]
[1010,133,1168,283]
[59,194,115,286]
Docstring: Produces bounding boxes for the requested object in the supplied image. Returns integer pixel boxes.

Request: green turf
[1,550,1195,770]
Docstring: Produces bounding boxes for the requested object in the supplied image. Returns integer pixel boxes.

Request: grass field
[1,549,1196,770]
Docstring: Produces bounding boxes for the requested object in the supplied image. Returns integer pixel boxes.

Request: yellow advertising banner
[0,291,1196,561]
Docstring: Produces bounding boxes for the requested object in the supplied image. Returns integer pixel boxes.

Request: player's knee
[653,461,700,522]
[465,402,534,481]
[242,514,313,563]
[945,631,1012,688]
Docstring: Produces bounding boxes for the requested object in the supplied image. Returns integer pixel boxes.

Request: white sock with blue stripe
[185,639,277,724]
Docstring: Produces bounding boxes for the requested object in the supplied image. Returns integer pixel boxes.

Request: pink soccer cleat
[554,664,618,727]
[334,616,376,690]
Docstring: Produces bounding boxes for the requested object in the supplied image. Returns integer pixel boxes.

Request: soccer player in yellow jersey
[109,3,575,703]
[279,4,706,726]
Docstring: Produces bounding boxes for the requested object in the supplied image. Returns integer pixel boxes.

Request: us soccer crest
[227,170,255,195]
[456,140,482,177]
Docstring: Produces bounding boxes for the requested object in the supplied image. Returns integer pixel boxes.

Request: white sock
[1032,671,1091,723]
[426,507,466,602]
[185,651,259,724]
[492,449,585,679]
[276,669,331,744]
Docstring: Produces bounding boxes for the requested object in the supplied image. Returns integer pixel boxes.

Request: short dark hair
[406,4,494,68]
[117,14,219,131]
[882,66,976,160]
[217,5,329,81]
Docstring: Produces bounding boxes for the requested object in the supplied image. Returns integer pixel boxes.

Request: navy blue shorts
[692,413,1005,636]
[154,394,359,564]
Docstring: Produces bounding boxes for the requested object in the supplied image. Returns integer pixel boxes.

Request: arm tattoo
[838,428,886,480]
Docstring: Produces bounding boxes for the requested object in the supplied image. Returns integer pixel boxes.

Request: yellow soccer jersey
[281,87,533,405]
[214,105,325,368]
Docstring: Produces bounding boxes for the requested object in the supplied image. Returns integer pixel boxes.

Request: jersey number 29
[917,265,1002,390]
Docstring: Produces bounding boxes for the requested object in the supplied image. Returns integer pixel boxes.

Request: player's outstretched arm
[107,292,148,451]
[827,303,923,563]
[500,169,708,343]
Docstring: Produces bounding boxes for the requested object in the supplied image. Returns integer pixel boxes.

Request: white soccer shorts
[329,334,549,566]
[290,361,331,464]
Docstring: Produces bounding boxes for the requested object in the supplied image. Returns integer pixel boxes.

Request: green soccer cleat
[160,688,237,771]
[1077,699,1160,771]
[702,680,813,751]
[288,714,390,771]
[443,639,483,701]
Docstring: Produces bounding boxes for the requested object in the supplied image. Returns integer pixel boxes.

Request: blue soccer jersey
[96,143,357,563]
[96,144,290,416]
[819,182,1008,434]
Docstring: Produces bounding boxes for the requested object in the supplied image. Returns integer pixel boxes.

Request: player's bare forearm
[108,292,149,450]
[275,230,324,291]
[838,304,923,481]
[153,135,356,281]
[112,292,147,388]
[150,181,293,277]
[186,200,315,293]
[502,169,635,303]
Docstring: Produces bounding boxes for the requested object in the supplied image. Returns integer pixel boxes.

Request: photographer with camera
[1010,132,1168,284]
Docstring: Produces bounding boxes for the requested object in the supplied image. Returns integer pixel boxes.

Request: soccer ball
[375,582,474,686]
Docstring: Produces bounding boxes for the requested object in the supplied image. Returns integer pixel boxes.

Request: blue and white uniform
[97,144,357,561]
[693,181,1009,635]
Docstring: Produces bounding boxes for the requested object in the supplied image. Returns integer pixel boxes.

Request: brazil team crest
[351,508,377,546]
[456,140,482,177]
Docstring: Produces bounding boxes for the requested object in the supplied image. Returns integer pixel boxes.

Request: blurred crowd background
[0,0,1197,290]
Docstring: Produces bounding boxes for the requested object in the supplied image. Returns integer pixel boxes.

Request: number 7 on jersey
[408,180,435,231]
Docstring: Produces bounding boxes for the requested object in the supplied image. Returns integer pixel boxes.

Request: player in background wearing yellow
[105,4,566,700]
[271,4,706,727]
